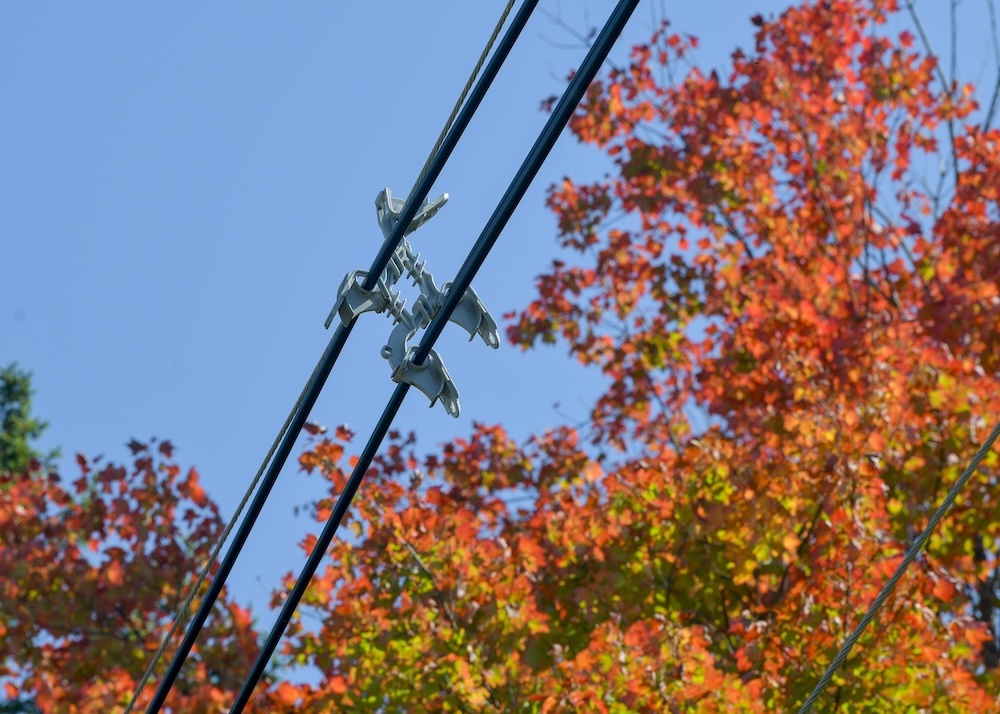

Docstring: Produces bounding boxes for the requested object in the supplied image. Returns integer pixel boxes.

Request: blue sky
[1,0,989,656]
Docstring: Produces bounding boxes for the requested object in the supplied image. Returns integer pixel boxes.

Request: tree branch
[903,0,960,182]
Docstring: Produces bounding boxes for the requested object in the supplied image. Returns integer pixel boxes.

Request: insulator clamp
[326,187,499,417]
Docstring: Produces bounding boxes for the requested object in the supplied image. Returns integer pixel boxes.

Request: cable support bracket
[327,188,498,417]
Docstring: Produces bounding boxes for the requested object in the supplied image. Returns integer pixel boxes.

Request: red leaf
[127,438,146,455]
[186,468,208,507]
[304,422,327,436]
[932,578,957,602]
[336,424,355,441]
[965,625,993,647]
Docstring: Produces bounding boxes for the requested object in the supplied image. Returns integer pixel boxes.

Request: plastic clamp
[376,188,449,240]
[391,348,461,418]
[326,270,390,328]
[443,282,500,348]
[380,321,460,417]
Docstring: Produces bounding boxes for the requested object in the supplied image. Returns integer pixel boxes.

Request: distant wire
[122,360,319,714]
[227,1,642,710]
[798,422,1000,713]
[128,2,535,711]
[410,0,516,199]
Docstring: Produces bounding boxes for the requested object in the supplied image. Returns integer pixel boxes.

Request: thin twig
[983,0,1000,129]
[903,0,961,181]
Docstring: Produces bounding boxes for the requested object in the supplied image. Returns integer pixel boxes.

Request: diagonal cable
[226,1,642,710]
[410,0,516,199]
[123,360,321,714]
[128,2,531,711]
[798,422,1000,713]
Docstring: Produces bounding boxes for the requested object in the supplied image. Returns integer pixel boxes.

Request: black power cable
[227,1,641,709]
[143,3,540,711]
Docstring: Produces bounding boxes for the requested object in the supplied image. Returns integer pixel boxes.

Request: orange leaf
[106,559,125,586]
[866,431,886,452]
[274,682,301,705]
[965,625,993,647]
[932,578,957,602]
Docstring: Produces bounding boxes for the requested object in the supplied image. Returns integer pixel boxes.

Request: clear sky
[0,0,989,668]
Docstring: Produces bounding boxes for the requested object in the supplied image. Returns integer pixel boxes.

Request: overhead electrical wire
[798,422,1000,713]
[129,1,532,711]
[226,1,642,709]
[408,0,516,202]
[120,1,991,711]
[124,360,322,714]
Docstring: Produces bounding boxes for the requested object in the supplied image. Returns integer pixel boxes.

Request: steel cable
[410,0,516,199]
[798,422,1000,713]
[123,358,322,713]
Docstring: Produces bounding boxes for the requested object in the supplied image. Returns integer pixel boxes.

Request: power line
[129,1,519,700]
[409,1,516,200]
[134,2,534,711]
[124,358,319,714]
[798,422,1000,713]
[226,1,642,709]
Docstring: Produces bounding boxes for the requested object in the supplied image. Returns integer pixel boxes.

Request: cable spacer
[325,186,498,417]
[393,349,460,417]
[376,188,449,240]
[442,282,500,347]
[382,327,461,417]
[326,270,394,328]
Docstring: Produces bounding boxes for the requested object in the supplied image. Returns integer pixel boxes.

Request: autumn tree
[6,1,1000,712]
[0,437,307,712]
[279,1,1000,711]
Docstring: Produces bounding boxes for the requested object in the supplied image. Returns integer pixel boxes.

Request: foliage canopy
[3,1,1000,711]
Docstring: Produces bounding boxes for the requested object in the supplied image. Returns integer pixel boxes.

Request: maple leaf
[304,421,327,436]
[335,424,354,441]
[184,467,208,507]
[105,559,125,586]
[126,438,145,455]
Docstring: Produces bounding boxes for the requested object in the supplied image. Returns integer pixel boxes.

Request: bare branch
[904,0,951,88]
[539,8,598,51]
[904,0,961,182]
[989,0,1000,65]
[950,0,959,92]
[984,0,1000,129]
